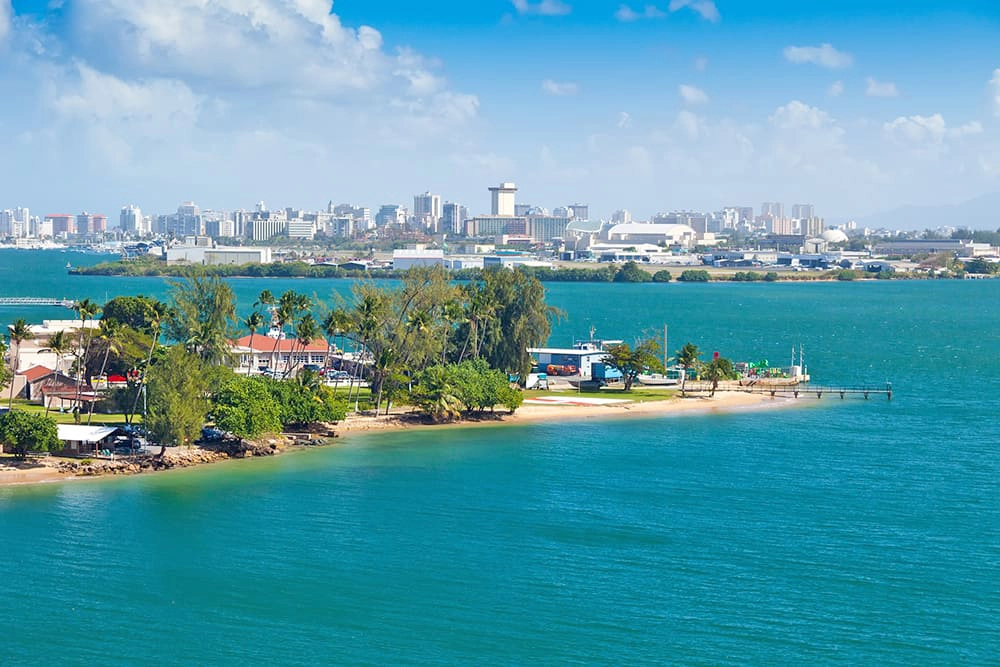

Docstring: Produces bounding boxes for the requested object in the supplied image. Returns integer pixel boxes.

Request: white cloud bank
[615,4,665,21]
[542,79,579,96]
[884,114,982,145]
[0,0,10,45]
[866,77,899,98]
[679,84,709,105]
[511,0,571,16]
[990,69,1000,116]
[783,44,853,69]
[667,0,720,22]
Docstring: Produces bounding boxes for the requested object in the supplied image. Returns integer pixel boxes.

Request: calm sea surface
[1,249,999,664]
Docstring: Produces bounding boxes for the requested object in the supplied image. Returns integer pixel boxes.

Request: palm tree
[675,342,700,396]
[7,318,31,408]
[243,311,264,374]
[128,299,168,425]
[285,313,319,378]
[71,298,100,412]
[88,319,124,424]
[701,357,736,397]
[45,331,71,416]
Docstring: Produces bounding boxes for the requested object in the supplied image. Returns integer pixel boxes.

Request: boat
[637,324,680,386]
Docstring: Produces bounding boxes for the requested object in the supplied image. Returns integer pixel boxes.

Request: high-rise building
[165,202,204,237]
[120,205,143,234]
[489,182,517,217]
[761,202,784,219]
[376,205,407,228]
[0,210,13,236]
[791,204,815,220]
[413,192,442,230]
[46,214,75,236]
[612,209,632,224]
[442,202,467,235]
[514,204,533,216]
[568,203,589,221]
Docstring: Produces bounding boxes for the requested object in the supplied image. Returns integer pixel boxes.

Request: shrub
[678,269,711,282]
[652,270,673,283]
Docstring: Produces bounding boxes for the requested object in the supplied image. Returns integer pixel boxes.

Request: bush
[652,270,673,283]
[0,411,60,458]
[678,269,711,282]
[763,271,779,282]
[836,269,859,281]
[613,261,652,283]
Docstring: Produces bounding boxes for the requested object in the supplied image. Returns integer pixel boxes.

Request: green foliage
[411,359,523,421]
[145,346,211,448]
[211,377,283,438]
[700,356,738,396]
[102,295,167,333]
[613,261,652,283]
[258,378,347,427]
[0,410,60,458]
[652,269,673,283]
[603,339,665,391]
[678,269,711,282]
[962,258,1000,275]
[731,271,763,282]
[836,269,859,281]
[763,271,779,282]
[675,342,701,395]
[166,274,237,365]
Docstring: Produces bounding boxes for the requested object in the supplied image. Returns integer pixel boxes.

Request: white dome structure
[820,229,849,244]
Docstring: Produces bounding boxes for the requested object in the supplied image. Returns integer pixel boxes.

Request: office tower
[489,182,517,216]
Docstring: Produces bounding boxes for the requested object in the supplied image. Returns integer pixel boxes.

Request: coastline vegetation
[1,266,559,457]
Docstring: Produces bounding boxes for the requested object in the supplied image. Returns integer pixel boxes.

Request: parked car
[302,364,323,373]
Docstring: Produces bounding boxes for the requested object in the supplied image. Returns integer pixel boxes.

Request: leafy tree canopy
[0,411,60,458]
[603,339,664,391]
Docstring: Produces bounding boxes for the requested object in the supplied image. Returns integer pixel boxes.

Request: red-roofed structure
[229,335,330,375]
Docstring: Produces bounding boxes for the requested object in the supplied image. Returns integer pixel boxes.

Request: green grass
[8,400,130,426]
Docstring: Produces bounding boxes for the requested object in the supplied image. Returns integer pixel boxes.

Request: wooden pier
[686,382,893,400]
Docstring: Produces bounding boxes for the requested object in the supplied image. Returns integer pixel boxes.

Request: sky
[1,0,999,223]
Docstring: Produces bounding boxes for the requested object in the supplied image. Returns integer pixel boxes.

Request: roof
[57,425,119,443]
[231,335,328,353]
[528,347,611,357]
[607,223,696,236]
[18,365,55,382]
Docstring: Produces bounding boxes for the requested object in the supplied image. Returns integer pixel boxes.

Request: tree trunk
[87,343,113,425]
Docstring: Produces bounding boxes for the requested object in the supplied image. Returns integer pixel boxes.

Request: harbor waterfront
[2,249,1000,663]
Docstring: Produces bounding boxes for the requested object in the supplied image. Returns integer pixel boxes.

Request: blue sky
[1,0,999,224]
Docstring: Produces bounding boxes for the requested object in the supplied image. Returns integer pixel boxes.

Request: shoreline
[0,391,795,489]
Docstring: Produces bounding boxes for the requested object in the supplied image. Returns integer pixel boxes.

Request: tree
[678,269,711,282]
[652,270,673,283]
[0,411,59,459]
[44,331,72,416]
[604,338,665,391]
[242,311,264,373]
[87,319,125,425]
[211,376,283,438]
[466,268,558,382]
[410,365,464,423]
[7,318,31,408]
[614,261,652,283]
[285,313,319,378]
[166,275,237,365]
[0,341,12,408]
[145,346,211,454]
[71,298,100,416]
[102,295,165,332]
[701,356,738,397]
[675,342,700,396]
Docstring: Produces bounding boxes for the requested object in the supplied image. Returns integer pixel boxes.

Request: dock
[686,382,893,400]
[0,297,77,309]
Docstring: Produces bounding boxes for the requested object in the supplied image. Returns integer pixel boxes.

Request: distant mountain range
[845,192,1000,231]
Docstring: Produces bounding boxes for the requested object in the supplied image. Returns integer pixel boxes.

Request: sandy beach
[0,391,792,488]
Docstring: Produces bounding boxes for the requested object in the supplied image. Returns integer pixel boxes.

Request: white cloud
[511,0,571,16]
[68,0,449,99]
[783,44,853,69]
[866,77,899,98]
[828,80,844,97]
[542,79,579,96]
[693,56,708,72]
[615,4,665,21]
[990,69,1000,117]
[679,84,709,105]
[883,114,982,145]
[667,0,720,22]
[769,100,836,130]
[675,110,706,139]
[0,0,11,45]
[618,111,633,129]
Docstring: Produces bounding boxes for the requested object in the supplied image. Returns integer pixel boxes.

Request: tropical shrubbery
[411,360,523,423]
[212,376,348,438]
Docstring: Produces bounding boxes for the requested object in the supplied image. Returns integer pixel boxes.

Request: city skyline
[0,1,998,223]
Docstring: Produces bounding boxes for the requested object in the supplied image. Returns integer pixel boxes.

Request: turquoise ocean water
[1,250,998,664]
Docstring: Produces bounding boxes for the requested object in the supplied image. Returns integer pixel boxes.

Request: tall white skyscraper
[413,192,442,229]
[489,182,517,216]
[791,204,815,220]
[120,204,144,234]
